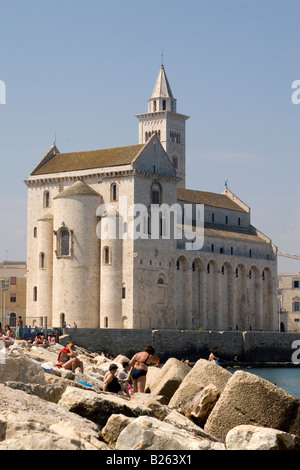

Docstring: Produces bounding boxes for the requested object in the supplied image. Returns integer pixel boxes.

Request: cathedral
[25,65,278,331]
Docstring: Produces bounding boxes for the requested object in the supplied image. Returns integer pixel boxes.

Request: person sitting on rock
[103,364,122,394]
[118,361,131,397]
[34,333,44,345]
[2,325,14,341]
[57,341,84,373]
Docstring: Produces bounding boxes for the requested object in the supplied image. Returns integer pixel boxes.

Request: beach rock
[150,358,190,402]
[0,384,107,450]
[115,416,225,450]
[169,359,231,408]
[4,381,66,403]
[225,424,300,450]
[204,370,300,441]
[188,384,220,426]
[102,414,134,448]
[129,393,171,420]
[0,348,46,385]
[58,386,152,427]
[145,366,162,392]
[164,409,221,442]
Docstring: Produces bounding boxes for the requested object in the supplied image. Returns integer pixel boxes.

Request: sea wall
[61,329,300,363]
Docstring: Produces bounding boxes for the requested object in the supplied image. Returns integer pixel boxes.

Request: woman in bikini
[57,341,84,373]
[129,346,159,393]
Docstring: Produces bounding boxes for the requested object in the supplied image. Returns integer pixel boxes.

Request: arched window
[110,183,118,201]
[60,230,70,256]
[9,313,16,327]
[39,252,45,269]
[103,246,111,265]
[157,277,166,305]
[55,226,72,258]
[151,182,162,205]
[33,286,37,302]
[153,100,157,112]
[43,191,50,208]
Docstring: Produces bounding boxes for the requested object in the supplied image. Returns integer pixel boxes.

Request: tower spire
[136,64,189,188]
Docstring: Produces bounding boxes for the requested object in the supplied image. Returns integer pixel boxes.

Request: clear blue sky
[0,0,299,272]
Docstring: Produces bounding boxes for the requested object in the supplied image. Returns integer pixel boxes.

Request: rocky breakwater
[1,340,300,450]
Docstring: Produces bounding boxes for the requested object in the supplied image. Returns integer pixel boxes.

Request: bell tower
[136,64,189,188]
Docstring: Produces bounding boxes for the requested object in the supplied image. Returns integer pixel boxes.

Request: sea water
[233,367,300,398]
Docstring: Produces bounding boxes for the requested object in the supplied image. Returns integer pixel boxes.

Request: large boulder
[150,358,190,402]
[0,384,108,450]
[58,386,152,427]
[129,393,171,420]
[225,425,300,451]
[188,384,220,426]
[116,416,225,451]
[0,348,46,385]
[164,410,221,443]
[169,359,231,408]
[204,370,300,441]
[102,414,134,448]
[4,381,66,404]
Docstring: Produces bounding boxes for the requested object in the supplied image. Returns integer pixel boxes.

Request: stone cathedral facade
[25,65,278,331]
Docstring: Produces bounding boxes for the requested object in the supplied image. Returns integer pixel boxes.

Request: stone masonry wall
[61,329,300,363]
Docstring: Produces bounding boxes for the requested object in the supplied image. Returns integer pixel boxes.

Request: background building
[278,273,300,332]
[0,261,26,328]
[24,65,278,331]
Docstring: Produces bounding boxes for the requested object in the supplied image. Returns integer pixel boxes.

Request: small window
[60,230,70,256]
[212,213,215,222]
[111,183,118,201]
[225,215,228,225]
[172,156,178,169]
[293,302,300,312]
[10,293,16,303]
[10,277,16,285]
[293,281,300,289]
[157,277,166,304]
[33,286,37,302]
[122,287,126,299]
[44,191,50,208]
[33,227,37,238]
[151,183,161,205]
[104,317,109,328]
[103,247,111,265]
[162,99,166,110]
[40,252,45,269]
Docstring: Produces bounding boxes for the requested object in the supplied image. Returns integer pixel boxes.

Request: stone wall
[61,329,300,363]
